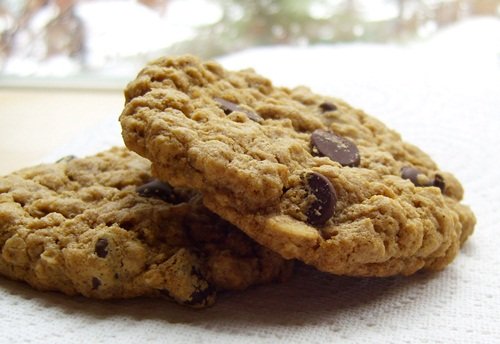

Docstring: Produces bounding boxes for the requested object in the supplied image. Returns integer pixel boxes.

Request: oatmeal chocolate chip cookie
[0,148,293,308]
[120,55,475,277]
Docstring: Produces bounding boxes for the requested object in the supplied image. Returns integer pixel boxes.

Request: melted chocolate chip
[433,174,446,192]
[136,180,182,204]
[319,102,337,112]
[305,172,337,226]
[92,277,101,290]
[214,97,263,123]
[95,238,108,258]
[311,129,360,167]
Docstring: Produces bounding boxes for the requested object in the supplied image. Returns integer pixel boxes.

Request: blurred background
[0,0,498,174]
[0,0,498,85]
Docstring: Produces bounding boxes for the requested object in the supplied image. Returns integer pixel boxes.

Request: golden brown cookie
[0,147,293,307]
[120,55,475,277]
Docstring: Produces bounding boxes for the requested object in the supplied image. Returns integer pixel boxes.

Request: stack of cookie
[0,55,475,308]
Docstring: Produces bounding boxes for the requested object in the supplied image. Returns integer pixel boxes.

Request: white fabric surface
[1,17,499,344]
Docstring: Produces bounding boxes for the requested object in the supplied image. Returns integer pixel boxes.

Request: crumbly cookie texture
[120,55,475,277]
[0,148,293,307]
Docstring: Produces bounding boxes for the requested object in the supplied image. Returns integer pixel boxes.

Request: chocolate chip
[401,166,433,187]
[401,167,446,193]
[319,102,337,112]
[159,267,216,307]
[95,238,108,258]
[214,97,235,115]
[56,155,76,163]
[311,129,360,167]
[214,97,263,123]
[182,267,216,307]
[92,277,101,290]
[305,172,337,226]
[401,166,422,185]
[433,174,445,192]
[136,180,182,204]
[183,284,216,307]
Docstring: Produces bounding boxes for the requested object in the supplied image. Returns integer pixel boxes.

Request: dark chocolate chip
[433,174,445,192]
[56,155,77,163]
[92,277,101,290]
[159,267,216,307]
[183,284,216,307]
[136,180,182,204]
[305,172,337,226]
[214,97,235,115]
[401,166,433,187]
[214,97,263,123]
[311,129,360,167]
[319,102,337,112]
[95,238,108,258]
[401,166,421,185]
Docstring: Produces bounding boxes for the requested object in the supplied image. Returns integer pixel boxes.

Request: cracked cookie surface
[0,147,293,307]
[120,55,475,277]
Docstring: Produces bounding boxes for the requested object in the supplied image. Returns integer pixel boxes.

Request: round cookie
[0,147,293,308]
[120,55,475,277]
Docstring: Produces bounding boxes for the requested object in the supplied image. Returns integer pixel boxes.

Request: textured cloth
[1,17,499,344]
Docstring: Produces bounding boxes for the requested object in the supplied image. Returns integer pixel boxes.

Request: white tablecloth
[1,17,499,344]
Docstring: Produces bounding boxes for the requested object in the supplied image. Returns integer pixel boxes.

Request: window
[0,0,497,84]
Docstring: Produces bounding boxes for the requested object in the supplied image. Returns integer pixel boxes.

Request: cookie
[120,55,475,277]
[0,147,293,308]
